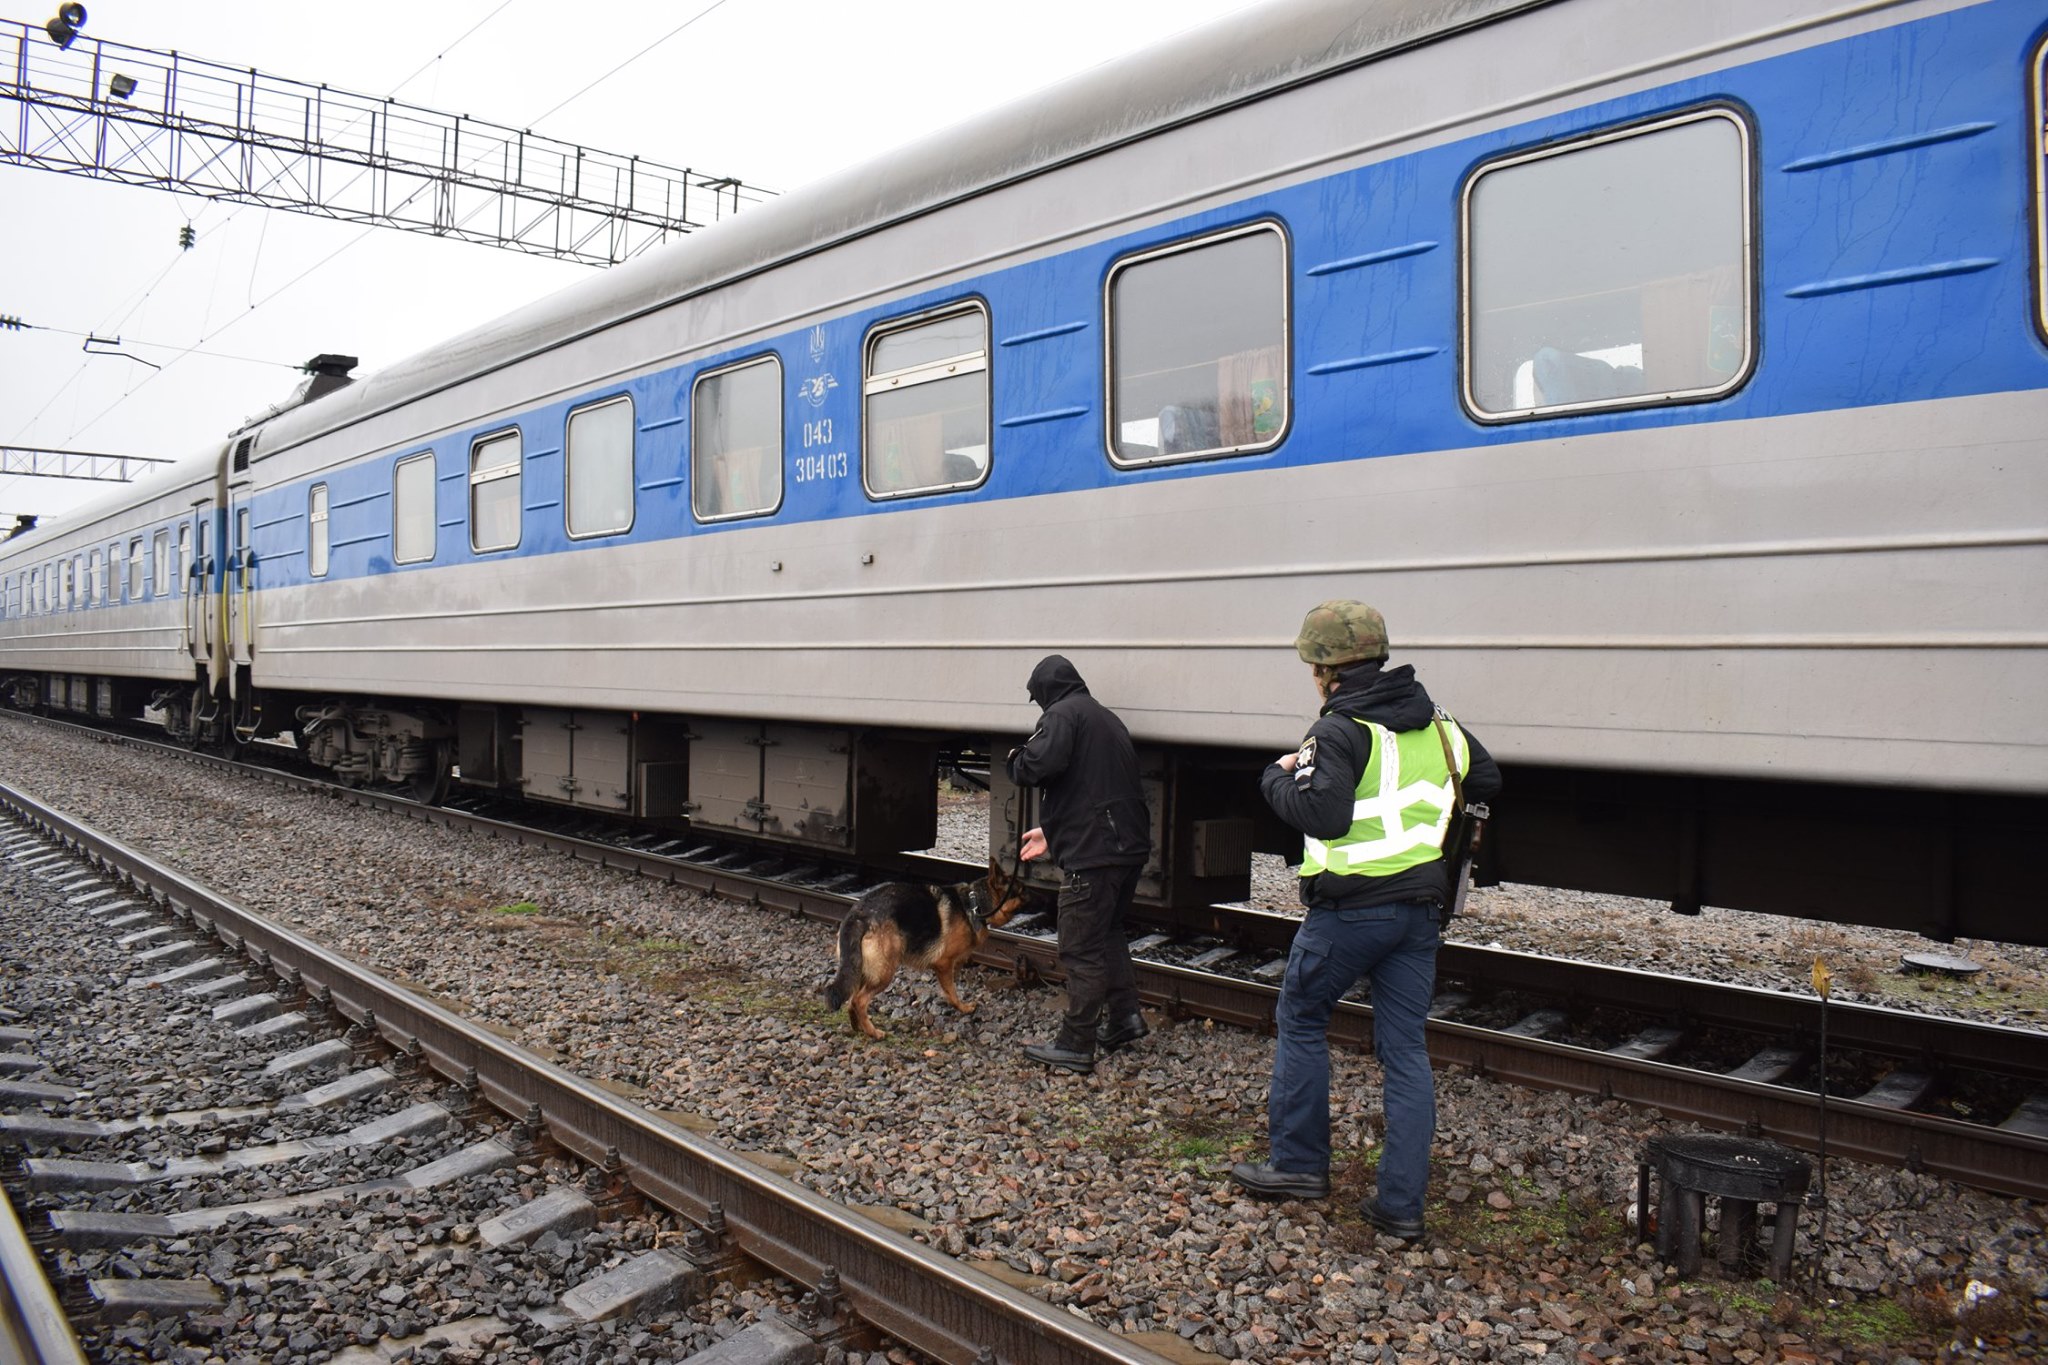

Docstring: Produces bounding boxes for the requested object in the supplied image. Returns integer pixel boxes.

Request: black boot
[1097,1008,1149,1054]
[1024,1009,1099,1074]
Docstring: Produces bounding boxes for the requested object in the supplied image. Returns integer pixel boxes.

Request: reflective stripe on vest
[1302,713,1471,879]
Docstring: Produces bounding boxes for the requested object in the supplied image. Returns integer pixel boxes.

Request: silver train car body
[4,0,2044,941]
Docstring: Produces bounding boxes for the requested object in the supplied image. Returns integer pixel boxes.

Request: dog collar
[963,885,990,935]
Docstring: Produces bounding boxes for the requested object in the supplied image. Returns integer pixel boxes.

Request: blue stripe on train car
[245,0,2048,589]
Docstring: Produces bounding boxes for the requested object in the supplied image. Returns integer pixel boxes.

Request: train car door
[184,502,213,665]
[227,493,254,667]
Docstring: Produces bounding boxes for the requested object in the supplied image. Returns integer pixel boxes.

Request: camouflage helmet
[1294,600,1389,665]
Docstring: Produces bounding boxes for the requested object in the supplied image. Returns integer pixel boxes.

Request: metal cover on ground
[1901,952,1981,976]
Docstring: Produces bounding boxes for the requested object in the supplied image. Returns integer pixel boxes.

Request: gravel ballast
[3,717,2043,1364]
[0,796,843,1364]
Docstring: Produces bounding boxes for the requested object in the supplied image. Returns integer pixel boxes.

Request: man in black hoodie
[1230,602,1501,1240]
[1006,655,1152,1074]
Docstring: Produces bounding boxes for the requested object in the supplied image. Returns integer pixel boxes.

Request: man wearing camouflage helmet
[1229,601,1501,1241]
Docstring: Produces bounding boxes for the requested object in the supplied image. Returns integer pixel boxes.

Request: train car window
[1108,224,1289,465]
[152,531,169,597]
[175,526,189,596]
[127,538,142,601]
[692,356,784,521]
[25,570,34,616]
[394,452,438,564]
[88,549,102,606]
[862,305,988,498]
[1463,108,1753,419]
[468,431,521,553]
[309,485,330,576]
[566,396,635,538]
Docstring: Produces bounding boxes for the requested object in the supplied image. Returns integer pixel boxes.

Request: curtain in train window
[127,539,142,600]
[175,526,189,595]
[469,432,521,553]
[152,531,169,597]
[2035,38,2047,342]
[309,485,330,577]
[394,453,437,564]
[567,396,635,537]
[692,356,783,520]
[89,550,103,605]
[1464,110,1752,418]
[1109,224,1288,465]
[863,307,988,497]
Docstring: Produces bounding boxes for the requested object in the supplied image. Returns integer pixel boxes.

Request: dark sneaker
[1097,1010,1150,1053]
[1360,1196,1424,1240]
[1229,1162,1330,1200]
[1022,1039,1095,1074]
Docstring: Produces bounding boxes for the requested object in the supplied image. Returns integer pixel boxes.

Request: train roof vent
[231,435,256,472]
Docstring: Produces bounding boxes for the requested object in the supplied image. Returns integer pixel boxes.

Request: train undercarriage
[5,669,2044,948]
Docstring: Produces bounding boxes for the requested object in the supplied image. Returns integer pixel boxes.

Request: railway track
[8,709,2048,1210]
[0,781,1174,1365]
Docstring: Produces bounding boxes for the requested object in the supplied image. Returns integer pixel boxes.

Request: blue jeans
[1267,899,1440,1220]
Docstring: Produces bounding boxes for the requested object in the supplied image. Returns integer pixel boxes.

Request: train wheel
[408,739,451,805]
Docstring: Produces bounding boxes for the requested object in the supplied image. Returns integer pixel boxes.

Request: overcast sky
[0,0,1256,523]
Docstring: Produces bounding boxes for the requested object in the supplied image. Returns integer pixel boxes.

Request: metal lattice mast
[0,21,773,267]
[0,444,175,481]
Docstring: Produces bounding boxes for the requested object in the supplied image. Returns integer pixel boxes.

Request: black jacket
[1007,655,1151,870]
[1261,660,1502,911]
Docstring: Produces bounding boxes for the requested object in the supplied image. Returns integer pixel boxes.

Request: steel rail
[0,1184,88,1365]
[0,781,1169,1365]
[989,935,2048,1201]
[10,712,2048,1199]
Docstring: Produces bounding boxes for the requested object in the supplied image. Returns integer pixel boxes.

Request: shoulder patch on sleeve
[1294,735,1317,785]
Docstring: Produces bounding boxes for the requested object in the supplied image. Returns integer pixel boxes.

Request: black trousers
[1054,862,1142,1044]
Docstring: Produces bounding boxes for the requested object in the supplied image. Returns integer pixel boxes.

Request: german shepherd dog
[824,860,1025,1039]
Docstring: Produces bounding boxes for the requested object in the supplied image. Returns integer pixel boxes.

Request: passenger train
[3,0,2044,944]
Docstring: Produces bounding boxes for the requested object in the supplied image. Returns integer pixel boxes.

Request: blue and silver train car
[4,0,2044,943]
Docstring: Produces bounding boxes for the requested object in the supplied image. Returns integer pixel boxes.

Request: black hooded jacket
[1006,655,1151,871]
[1261,660,1502,911]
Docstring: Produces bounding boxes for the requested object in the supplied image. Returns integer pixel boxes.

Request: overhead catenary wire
[18,2,540,457]
[525,0,735,128]
[10,0,748,498]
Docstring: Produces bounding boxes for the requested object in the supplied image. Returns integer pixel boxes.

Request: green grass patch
[1432,1179,1625,1254]
[1867,971,2048,1016]
[1690,1283,1922,1354]
[1074,1109,1251,1174]
[490,900,541,916]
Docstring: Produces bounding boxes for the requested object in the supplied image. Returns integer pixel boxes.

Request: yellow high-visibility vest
[1301,713,1471,878]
